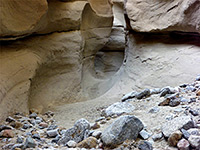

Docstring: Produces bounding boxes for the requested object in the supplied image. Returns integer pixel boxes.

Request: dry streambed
[0,75,200,150]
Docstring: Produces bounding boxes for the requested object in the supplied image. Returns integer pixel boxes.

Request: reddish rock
[177,139,190,150]
[1,129,14,138]
[39,122,48,128]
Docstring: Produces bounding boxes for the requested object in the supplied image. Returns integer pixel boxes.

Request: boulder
[125,0,200,33]
[101,115,144,147]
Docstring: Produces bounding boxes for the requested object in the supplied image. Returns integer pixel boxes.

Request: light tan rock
[0,0,48,39]
[0,31,83,121]
[125,0,200,33]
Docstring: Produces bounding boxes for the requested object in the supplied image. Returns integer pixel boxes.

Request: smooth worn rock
[138,141,153,150]
[58,118,90,145]
[188,135,200,149]
[177,138,190,150]
[0,125,12,132]
[162,116,194,137]
[67,140,77,148]
[168,130,182,146]
[0,129,14,138]
[101,115,144,147]
[24,136,36,148]
[77,137,97,149]
[39,122,48,129]
[105,102,135,117]
[47,129,59,138]
[90,122,100,130]
[187,128,200,136]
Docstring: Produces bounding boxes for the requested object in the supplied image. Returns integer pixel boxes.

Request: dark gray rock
[138,141,153,150]
[16,136,24,143]
[47,124,58,131]
[150,88,161,95]
[121,91,137,102]
[23,123,31,129]
[58,118,90,145]
[52,135,61,144]
[101,115,144,147]
[160,88,175,97]
[29,113,37,119]
[105,102,135,117]
[169,99,180,107]
[6,116,16,123]
[32,133,40,139]
[24,136,36,148]
[135,89,151,99]
[189,109,199,116]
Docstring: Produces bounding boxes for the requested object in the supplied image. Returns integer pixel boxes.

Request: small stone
[160,88,173,97]
[139,129,151,140]
[95,117,105,122]
[148,107,159,113]
[180,98,190,103]
[51,135,61,144]
[77,137,97,149]
[150,88,161,95]
[1,129,14,138]
[181,129,190,139]
[32,133,40,139]
[152,133,163,141]
[47,124,58,130]
[135,89,151,99]
[47,129,58,138]
[105,102,135,117]
[24,136,36,148]
[6,116,16,123]
[189,109,199,116]
[14,121,23,129]
[39,122,48,128]
[100,120,107,124]
[180,84,188,88]
[101,115,144,147]
[196,90,200,96]
[67,140,77,148]
[187,128,200,136]
[138,141,153,150]
[188,135,200,148]
[177,138,190,150]
[22,123,31,129]
[11,143,24,150]
[168,130,182,146]
[158,98,170,106]
[29,112,37,119]
[90,122,100,130]
[0,125,12,132]
[58,118,90,145]
[121,91,137,102]
[92,130,102,139]
[196,75,200,81]
[16,136,24,143]
[169,99,180,107]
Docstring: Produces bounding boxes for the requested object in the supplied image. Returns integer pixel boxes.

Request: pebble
[138,141,153,150]
[152,133,163,141]
[189,109,199,116]
[168,130,182,146]
[148,107,159,113]
[135,89,151,99]
[139,129,151,140]
[77,137,97,149]
[177,138,190,150]
[95,117,105,122]
[92,130,102,139]
[188,135,200,148]
[39,122,48,128]
[6,116,16,123]
[1,129,14,138]
[181,128,190,139]
[29,112,38,119]
[16,136,24,143]
[90,122,100,130]
[24,136,37,148]
[47,129,59,138]
[67,140,77,148]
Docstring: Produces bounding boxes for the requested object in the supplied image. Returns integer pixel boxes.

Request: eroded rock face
[125,0,200,33]
[0,0,48,39]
